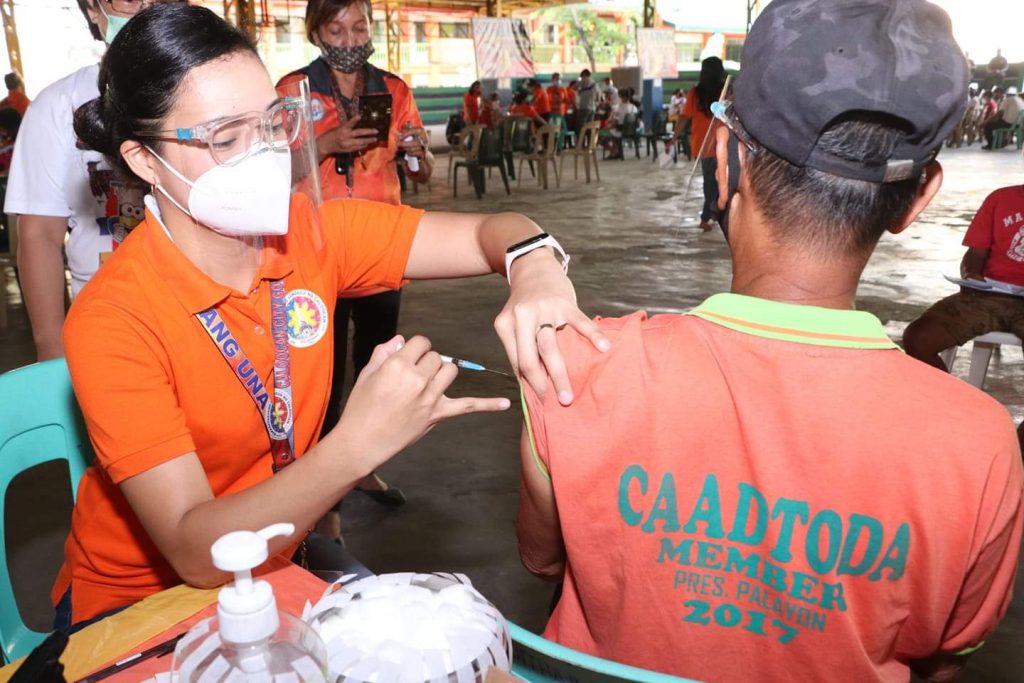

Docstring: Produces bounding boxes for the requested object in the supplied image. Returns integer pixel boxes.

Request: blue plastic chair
[0,359,93,664]
[508,622,700,682]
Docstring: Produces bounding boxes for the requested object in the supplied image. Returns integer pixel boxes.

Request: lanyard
[329,69,366,196]
[196,279,296,473]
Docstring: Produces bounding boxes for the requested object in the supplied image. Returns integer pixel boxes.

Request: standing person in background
[528,78,552,122]
[281,0,435,511]
[547,73,567,118]
[668,89,686,124]
[463,80,481,125]
[5,0,176,362]
[575,70,598,127]
[0,73,30,116]
[669,56,726,232]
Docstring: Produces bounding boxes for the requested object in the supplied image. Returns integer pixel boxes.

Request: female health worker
[56,3,608,629]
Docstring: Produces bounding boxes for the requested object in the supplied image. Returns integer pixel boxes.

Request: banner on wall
[471,17,534,79]
[636,28,678,79]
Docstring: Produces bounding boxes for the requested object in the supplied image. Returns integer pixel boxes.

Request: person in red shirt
[904,184,1024,369]
[463,80,481,124]
[546,73,567,117]
[0,72,30,116]
[478,93,502,128]
[528,78,552,121]
[509,91,545,129]
[517,1,1022,680]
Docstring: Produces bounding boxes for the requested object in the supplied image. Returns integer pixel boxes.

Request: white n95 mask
[148,145,293,237]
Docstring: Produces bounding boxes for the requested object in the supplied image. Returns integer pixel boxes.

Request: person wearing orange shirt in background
[528,78,552,121]
[280,0,436,510]
[517,2,1022,680]
[546,73,567,117]
[669,56,725,232]
[479,92,502,128]
[509,91,546,130]
[463,80,481,124]
[57,3,607,631]
[0,72,30,116]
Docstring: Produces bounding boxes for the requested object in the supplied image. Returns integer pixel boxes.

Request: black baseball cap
[733,0,969,183]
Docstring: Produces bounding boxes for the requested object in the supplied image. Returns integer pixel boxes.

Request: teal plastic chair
[991,111,1024,150]
[508,622,700,682]
[0,359,93,664]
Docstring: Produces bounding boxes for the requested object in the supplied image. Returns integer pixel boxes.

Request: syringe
[439,355,513,379]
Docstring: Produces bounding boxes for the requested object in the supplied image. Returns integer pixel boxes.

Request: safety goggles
[140,98,304,167]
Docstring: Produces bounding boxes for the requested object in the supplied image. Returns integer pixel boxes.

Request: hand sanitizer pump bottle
[170,523,329,682]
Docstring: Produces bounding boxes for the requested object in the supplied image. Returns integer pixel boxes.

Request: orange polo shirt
[531,85,551,115]
[57,195,423,623]
[463,92,480,123]
[279,60,423,206]
[546,85,567,116]
[522,295,1023,681]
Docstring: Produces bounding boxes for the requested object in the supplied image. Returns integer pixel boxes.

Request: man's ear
[889,160,943,235]
[121,141,159,187]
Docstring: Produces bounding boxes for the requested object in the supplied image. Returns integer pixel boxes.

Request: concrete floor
[2,143,1024,680]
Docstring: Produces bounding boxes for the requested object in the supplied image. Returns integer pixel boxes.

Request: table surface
[0,557,326,682]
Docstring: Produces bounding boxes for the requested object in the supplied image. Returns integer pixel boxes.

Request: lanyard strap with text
[196,279,295,472]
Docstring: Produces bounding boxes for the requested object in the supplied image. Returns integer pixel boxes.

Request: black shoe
[982,145,993,150]
[356,484,407,507]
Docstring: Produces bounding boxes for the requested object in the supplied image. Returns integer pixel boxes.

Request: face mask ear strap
[145,145,196,189]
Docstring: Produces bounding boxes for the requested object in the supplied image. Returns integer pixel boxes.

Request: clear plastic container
[171,611,328,682]
[169,523,329,682]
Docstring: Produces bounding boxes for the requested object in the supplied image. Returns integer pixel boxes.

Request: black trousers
[321,288,403,436]
[984,118,1012,147]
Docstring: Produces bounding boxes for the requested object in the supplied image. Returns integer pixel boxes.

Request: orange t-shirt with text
[58,197,423,623]
[522,296,1023,682]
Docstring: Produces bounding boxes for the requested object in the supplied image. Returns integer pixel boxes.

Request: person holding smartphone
[279,0,435,510]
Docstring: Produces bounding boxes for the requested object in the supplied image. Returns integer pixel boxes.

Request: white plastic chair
[940,331,1022,389]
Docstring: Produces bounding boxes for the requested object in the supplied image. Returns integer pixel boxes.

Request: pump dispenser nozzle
[210,523,295,644]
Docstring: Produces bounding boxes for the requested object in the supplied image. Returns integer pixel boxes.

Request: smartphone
[358,93,393,142]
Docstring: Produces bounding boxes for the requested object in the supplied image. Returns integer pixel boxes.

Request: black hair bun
[73,97,113,156]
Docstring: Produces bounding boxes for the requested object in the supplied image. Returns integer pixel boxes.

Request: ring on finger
[537,323,555,335]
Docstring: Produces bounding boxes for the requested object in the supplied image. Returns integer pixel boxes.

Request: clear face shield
[146,75,324,276]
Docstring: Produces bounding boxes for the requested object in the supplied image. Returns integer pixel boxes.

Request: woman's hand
[329,335,511,474]
[397,124,428,158]
[316,115,380,159]
[494,252,611,406]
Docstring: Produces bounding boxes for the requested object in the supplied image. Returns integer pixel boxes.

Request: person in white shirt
[983,85,1023,150]
[5,0,179,361]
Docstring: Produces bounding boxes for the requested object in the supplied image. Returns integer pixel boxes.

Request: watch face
[506,232,550,254]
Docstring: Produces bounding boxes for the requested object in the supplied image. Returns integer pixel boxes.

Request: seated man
[516,1,1023,681]
[982,86,1022,149]
[904,184,1024,369]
